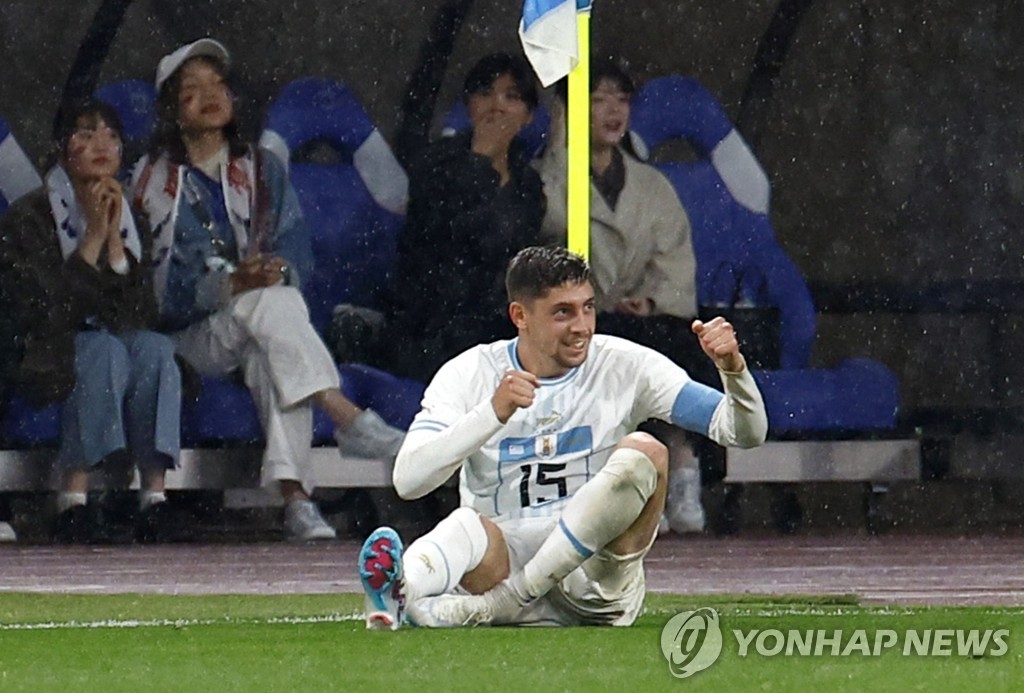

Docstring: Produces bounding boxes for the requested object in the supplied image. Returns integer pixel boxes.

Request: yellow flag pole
[566,9,590,260]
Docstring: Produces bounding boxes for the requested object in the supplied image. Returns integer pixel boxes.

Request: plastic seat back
[0,117,42,215]
[631,75,815,369]
[94,79,157,163]
[260,77,407,332]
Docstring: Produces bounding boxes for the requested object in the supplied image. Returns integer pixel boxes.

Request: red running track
[3,533,1024,606]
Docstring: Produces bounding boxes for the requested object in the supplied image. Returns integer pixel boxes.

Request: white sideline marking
[0,612,364,631]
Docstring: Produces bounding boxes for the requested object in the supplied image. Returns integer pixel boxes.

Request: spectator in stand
[535,59,713,534]
[381,52,545,383]
[130,38,404,542]
[0,99,181,543]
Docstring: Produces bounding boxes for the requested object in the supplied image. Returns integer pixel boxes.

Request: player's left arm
[693,317,768,447]
[642,319,767,447]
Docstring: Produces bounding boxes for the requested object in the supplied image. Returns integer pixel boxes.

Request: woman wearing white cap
[130,38,404,541]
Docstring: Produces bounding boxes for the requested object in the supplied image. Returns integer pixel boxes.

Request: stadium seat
[0,117,53,445]
[629,75,902,435]
[629,77,915,536]
[0,116,42,215]
[259,77,407,332]
[93,79,156,161]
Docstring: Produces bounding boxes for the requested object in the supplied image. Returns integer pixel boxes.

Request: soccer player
[360,245,767,628]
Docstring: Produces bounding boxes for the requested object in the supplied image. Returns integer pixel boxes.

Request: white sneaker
[406,593,494,628]
[336,410,405,460]
[0,521,16,543]
[405,579,526,628]
[666,466,706,534]
[284,499,337,542]
[360,526,406,630]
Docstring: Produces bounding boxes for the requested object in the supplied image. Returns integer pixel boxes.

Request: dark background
[2,0,1022,424]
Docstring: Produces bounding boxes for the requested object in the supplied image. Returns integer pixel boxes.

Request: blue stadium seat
[0,117,54,447]
[0,116,42,215]
[1,395,60,446]
[630,75,900,434]
[94,80,156,158]
[182,365,423,446]
[259,77,407,332]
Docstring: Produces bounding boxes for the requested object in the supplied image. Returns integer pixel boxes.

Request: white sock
[404,507,488,602]
[139,490,167,511]
[517,447,658,601]
[57,492,87,514]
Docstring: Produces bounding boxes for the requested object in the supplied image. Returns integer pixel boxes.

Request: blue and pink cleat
[359,526,406,630]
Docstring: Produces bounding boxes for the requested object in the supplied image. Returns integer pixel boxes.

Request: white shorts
[495,516,654,627]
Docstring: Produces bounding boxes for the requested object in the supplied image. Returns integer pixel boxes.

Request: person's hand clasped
[82,177,121,239]
[491,369,540,423]
[230,254,289,295]
[77,176,124,267]
[692,316,745,372]
[615,297,653,317]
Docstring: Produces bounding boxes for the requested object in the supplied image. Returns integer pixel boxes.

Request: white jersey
[404,335,725,521]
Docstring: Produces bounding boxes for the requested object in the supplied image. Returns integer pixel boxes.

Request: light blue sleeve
[669,381,724,435]
[633,341,723,435]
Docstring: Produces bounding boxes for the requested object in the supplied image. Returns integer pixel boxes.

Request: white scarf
[130,149,257,308]
[46,164,142,264]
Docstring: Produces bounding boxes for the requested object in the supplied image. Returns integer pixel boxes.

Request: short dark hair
[506,246,591,303]
[55,99,125,158]
[554,58,635,102]
[463,53,539,111]
[149,54,246,163]
[592,59,635,95]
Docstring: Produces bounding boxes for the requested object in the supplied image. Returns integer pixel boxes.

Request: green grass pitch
[1,593,1021,691]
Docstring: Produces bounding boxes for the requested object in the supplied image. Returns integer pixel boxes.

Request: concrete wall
[2,0,1021,415]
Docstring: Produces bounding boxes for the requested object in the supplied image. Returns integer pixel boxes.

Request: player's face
[176,58,234,135]
[514,281,596,378]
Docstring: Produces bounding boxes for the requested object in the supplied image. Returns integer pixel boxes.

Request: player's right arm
[393,355,533,499]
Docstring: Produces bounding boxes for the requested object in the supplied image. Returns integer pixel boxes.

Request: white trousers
[173,286,340,492]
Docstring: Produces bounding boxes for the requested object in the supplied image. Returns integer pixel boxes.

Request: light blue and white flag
[519,0,592,87]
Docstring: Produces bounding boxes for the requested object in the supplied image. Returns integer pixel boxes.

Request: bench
[0,447,393,493]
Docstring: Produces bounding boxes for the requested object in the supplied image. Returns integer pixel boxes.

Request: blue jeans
[57,330,181,471]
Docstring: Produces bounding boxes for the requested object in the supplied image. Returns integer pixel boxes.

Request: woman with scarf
[130,39,403,542]
[0,100,180,543]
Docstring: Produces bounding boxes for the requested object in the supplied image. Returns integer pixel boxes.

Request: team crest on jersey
[536,410,562,427]
[536,433,558,459]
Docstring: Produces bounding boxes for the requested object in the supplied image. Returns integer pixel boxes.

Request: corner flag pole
[566,7,590,260]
